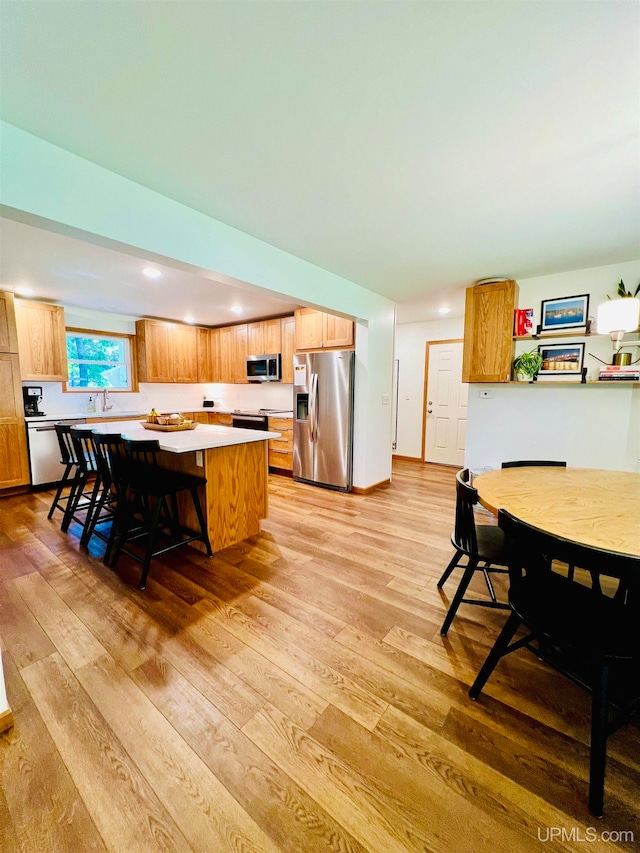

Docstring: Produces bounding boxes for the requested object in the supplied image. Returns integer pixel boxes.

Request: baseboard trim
[352,478,391,495]
[0,708,13,734]
[269,467,293,478]
[392,455,422,463]
[0,485,29,498]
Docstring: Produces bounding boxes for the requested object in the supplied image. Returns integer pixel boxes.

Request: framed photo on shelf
[537,342,585,375]
[540,293,589,332]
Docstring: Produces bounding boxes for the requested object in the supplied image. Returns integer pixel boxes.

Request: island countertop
[79,420,280,453]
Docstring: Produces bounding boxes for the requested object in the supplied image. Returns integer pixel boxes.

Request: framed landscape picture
[538,342,585,375]
[540,294,589,332]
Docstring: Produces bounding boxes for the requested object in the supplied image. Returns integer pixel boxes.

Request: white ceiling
[1,1,638,324]
[0,217,299,326]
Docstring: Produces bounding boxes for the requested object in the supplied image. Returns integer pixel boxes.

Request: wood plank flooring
[0,460,638,852]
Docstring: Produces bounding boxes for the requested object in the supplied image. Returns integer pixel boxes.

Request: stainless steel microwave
[246,353,281,382]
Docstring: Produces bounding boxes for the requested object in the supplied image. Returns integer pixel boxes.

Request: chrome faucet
[102,388,113,411]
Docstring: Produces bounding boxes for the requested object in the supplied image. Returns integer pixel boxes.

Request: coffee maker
[23,386,45,417]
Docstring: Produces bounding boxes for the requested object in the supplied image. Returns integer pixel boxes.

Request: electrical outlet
[382,394,390,405]
[195,451,204,467]
[479,390,493,399]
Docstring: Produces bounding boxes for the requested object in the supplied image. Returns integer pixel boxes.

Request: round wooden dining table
[473,467,640,558]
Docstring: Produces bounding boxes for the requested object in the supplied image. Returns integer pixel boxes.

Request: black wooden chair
[469,510,640,817]
[501,460,567,469]
[83,432,129,562]
[48,423,82,521]
[63,428,102,539]
[437,468,509,636]
[109,438,212,590]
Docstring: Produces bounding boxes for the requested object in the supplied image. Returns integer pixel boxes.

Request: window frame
[64,327,139,393]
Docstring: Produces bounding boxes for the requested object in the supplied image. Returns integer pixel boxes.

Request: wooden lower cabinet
[268,417,293,473]
[213,412,233,426]
[0,353,30,489]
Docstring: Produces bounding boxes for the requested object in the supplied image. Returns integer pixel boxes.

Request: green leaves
[512,348,543,378]
[616,280,640,298]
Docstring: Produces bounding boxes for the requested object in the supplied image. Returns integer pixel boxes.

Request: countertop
[25,408,293,422]
[25,410,147,423]
[76,420,280,453]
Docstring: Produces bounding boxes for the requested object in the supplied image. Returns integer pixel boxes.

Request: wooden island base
[157,439,269,554]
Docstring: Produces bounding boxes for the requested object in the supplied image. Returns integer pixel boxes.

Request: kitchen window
[65,329,136,391]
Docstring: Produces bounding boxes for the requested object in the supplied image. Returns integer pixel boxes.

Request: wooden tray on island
[141,421,197,432]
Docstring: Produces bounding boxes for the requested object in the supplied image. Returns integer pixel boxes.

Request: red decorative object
[514,308,534,337]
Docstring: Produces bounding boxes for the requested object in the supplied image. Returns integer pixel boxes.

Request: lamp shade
[596,298,640,334]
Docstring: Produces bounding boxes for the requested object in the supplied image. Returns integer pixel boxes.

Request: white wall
[395,259,640,470]
[465,383,638,471]
[394,316,464,458]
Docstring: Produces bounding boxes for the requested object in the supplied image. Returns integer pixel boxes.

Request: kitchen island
[82,420,280,553]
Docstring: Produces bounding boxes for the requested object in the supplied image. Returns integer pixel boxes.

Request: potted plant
[512,348,543,382]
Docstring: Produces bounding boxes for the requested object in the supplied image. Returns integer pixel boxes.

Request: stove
[231,408,292,431]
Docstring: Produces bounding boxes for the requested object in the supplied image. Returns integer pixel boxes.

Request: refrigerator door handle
[310,373,318,442]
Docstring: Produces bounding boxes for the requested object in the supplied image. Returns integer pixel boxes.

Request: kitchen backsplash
[26,381,295,416]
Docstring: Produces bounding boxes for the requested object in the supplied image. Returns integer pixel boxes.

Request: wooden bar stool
[109,438,212,589]
[82,432,128,560]
[63,428,100,537]
[48,423,82,522]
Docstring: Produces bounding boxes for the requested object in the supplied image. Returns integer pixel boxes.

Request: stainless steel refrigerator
[293,350,355,491]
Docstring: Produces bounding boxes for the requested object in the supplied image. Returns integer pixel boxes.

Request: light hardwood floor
[0,461,638,852]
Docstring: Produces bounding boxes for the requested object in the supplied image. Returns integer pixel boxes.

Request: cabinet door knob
[427,409,433,414]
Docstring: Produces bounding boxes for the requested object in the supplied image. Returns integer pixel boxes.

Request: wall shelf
[513,331,596,341]
[509,380,639,386]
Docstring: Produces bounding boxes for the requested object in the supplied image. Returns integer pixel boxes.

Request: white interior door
[424,341,468,465]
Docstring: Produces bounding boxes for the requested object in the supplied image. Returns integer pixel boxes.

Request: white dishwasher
[26,418,87,486]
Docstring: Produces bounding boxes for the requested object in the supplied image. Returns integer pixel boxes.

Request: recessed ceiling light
[184,315,195,325]
[438,307,451,315]
[230,305,244,315]
[15,286,35,297]
[142,267,161,279]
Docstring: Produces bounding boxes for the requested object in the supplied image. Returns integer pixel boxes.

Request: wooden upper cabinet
[280,316,295,384]
[462,280,518,383]
[263,318,281,354]
[136,319,198,383]
[197,328,213,383]
[0,292,19,354]
[172,325,198,383]
[232,324,248,383]
[217,326,234,384]
[247,318,282,356]
[136,319,173,383]
[323,313,355,348]
[210,328,221,383]
[248,322,265,357]
[15,300,67,381]
[294,308,355,351]
[295,309,324,350]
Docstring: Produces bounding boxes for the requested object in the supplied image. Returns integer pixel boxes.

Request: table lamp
[596,298,640,365]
